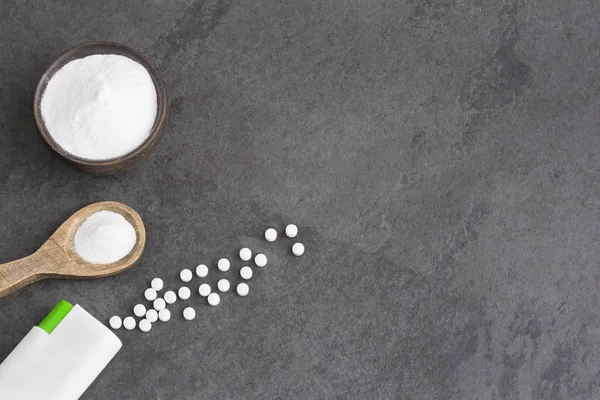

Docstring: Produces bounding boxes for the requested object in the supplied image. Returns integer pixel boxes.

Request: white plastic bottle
[0,300,122,399]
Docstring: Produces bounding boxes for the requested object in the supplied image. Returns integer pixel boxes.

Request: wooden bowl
[33,42,168,174]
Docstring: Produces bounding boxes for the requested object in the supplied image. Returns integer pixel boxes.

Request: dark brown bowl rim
[33,41,168,166]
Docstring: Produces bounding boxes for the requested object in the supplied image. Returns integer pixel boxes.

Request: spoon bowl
[0,201,145,298]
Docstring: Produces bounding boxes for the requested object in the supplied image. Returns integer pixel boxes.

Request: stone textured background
[1,0,599,399]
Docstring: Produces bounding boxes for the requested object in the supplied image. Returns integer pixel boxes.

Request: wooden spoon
[0,201,146,298]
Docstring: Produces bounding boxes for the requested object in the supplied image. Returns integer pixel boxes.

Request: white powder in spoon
[74,211,137,264]
[41,54,157,160]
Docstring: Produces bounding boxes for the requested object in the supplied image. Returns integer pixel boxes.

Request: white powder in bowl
[41,54,157,160]
[74,211,137,264]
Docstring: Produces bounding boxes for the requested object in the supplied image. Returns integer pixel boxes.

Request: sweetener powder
[74,211,136,264]
[41,54,157,160]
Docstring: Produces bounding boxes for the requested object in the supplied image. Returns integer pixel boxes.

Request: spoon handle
[0,251,50,298]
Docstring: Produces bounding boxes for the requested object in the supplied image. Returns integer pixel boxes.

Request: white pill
[285,224,298,238]
[180,269,193,282]
[123,317,136,330]
[178,286,191,300]
[158,309,171,322]
[292,243,305,256]
[164,290,177,304]
[198,283,211,297]
[239,248,252,261]
[153,298,166,311]
[146,309,158,323]
[151,278,164,291]
[146,308,158,323]
[208,293,220,306]
[240,266,253,280]
[133,304,146,318]
[217,279,230,292]
[237,283,249,297]
[109,316,122,330]
[255,253,267,267]
[144,288,157,301]
[217,258,230,272]
[196,264,208,278]
[183,307,196,320]
[139,319,152,332]
[265,228,278,242]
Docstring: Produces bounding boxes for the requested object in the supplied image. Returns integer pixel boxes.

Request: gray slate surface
[1,1,599,399]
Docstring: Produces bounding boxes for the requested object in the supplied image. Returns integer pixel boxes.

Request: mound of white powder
[74,211,137,264]
[41,54,157,160]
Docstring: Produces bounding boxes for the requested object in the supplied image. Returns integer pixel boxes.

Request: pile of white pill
[109,223,305,333]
